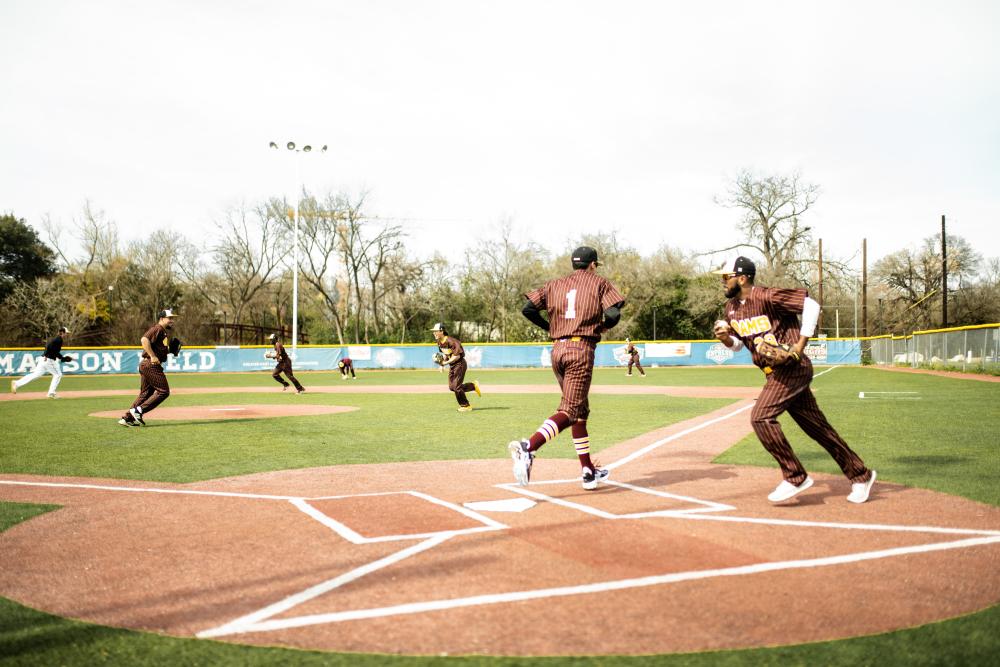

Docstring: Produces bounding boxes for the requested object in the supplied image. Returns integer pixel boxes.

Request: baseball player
[119,309,180,427]
[508,246,625,490]
[712,256,876,503]
[338,357,356,380]
[625,337,645,377]
[431,323,481,412]
[10,326,74,398]
[266,333,305,393]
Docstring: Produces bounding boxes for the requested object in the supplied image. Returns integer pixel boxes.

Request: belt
[556,336,583,342]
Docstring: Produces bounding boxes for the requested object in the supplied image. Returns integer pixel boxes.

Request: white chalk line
[197,534,453,639]
[605,401,755,471]
[289,496,506,545]
[200,534,1000,637]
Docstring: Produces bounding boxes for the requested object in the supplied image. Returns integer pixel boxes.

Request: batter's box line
[497,483,1000,537]
[290,491,508,545]
[198,533,1000,639]
[494,480,734,519]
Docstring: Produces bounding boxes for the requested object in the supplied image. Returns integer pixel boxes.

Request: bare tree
[2,277,89,342]
[714,169,819,282]
[211,203,287,328]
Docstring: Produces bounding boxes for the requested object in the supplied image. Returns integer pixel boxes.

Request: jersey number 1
[565,289,578,319]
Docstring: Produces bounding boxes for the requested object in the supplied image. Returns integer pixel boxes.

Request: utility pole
[862,238,868,339]
[941,215,948,327]
[817,239,824,335]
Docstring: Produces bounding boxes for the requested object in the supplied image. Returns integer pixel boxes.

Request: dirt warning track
[1,386,999,656]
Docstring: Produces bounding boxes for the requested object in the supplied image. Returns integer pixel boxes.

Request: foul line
[605,401,754,471]
[198,534,1000,636]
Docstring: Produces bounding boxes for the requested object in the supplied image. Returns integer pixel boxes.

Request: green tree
[0,213,56,302]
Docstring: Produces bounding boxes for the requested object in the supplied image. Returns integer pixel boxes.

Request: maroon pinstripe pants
[751,375,871,486]
[131,359,170,414]
[273,361,304,391]
[552,339,596,422]
[448,359,475,406]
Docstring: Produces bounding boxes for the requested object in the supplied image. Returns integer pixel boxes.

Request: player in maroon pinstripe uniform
[266,333,305,393]
[431,323,481,412]
[712,256,876,503]
[508,246,626,490]
[118,309,177,427]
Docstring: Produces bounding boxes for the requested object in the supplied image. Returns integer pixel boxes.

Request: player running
[712,256,876,504]
[508,246,625,490]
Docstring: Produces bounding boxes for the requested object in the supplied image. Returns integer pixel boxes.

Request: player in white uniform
[11,327,74,398]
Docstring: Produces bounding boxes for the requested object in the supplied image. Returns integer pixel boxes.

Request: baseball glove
[433,351,445,365]
[264,352,275,360]
[61,355,74,363]
[168,337,182,356]
[754,337,800,366]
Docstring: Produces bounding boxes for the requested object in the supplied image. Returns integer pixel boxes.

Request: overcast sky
[2,0,997,272]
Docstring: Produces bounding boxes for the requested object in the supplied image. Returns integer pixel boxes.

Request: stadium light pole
[269,141,327,359]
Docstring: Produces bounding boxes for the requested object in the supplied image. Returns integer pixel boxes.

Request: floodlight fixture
[303,145,312,152]
[287,141,296,150]
[269,141,278,149]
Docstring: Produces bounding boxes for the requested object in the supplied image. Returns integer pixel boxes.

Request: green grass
[35,364,768,391]
[1,366,998,665]
[714,367,1000,505]
[0,390,731,481]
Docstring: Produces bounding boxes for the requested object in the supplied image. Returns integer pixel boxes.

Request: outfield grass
[1,366,998,666]
[0,390,732,482]
[33,364,768,391]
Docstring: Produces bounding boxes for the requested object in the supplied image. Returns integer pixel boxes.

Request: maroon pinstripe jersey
[438,336,465,361]
[725,285,812,377]
[526,270,625,340]
[142,324,170,362]
[273,341,290,363]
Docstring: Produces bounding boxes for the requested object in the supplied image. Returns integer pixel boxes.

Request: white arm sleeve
[800,297,820,337]
[725,336,744,352]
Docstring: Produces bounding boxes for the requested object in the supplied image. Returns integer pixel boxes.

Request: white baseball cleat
[508,439,534,486]
[767,476,814,502]
[847,470,877,504]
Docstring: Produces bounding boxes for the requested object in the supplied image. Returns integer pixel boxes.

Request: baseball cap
[571,246,602,268]
[59,326,70,334]
[158,308,178,318]
[268,333,277,341]
[430,322,446,332]
[711,256,756,278]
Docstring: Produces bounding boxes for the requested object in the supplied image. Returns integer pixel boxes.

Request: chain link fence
[869,324,1000,373]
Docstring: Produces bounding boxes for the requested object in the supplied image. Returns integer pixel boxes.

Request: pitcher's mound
[89,405,358,421]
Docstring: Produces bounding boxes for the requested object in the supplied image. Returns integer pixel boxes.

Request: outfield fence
[0,338,862,376]
[868,323,1000,372]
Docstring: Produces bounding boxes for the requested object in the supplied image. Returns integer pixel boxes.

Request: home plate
[463,498,537,513]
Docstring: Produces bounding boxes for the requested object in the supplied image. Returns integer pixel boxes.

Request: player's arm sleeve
[800,297,820,337]
[602,301,625,329]
[521,299,550,331]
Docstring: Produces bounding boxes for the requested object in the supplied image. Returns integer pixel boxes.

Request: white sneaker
[767,476,814,502]
[507,439,534,486]
[48,393,58,399]
[847,470,877,504]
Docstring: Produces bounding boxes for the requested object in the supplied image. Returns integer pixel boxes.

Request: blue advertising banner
[0,338,860,376]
